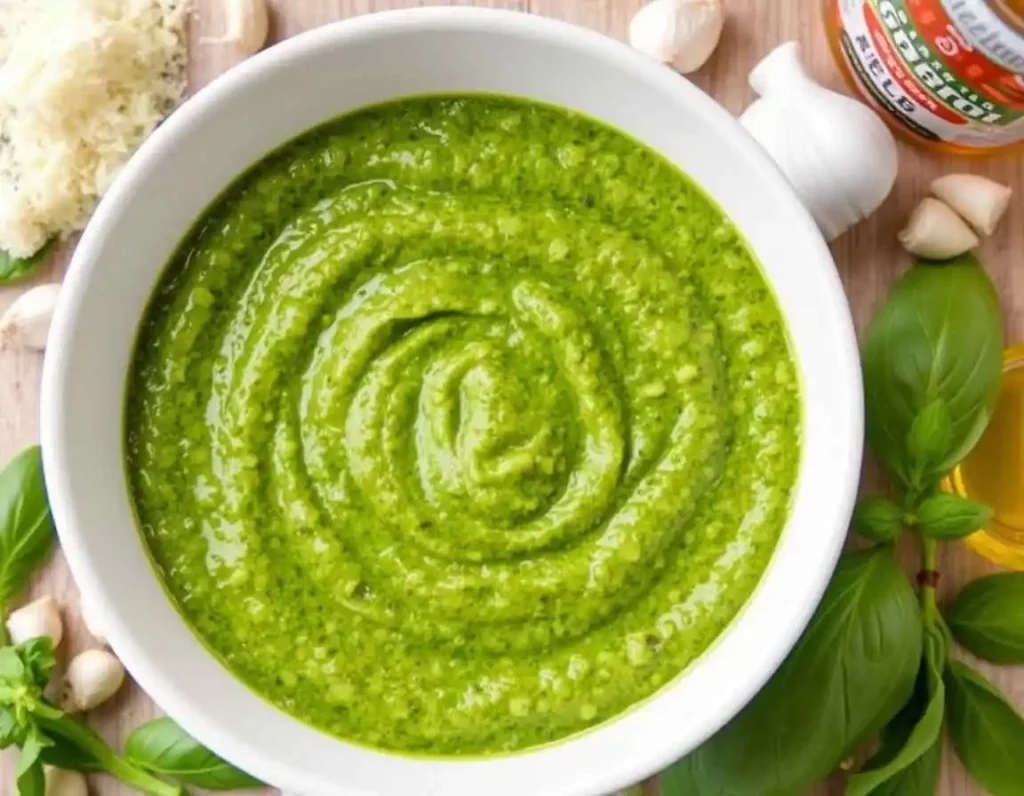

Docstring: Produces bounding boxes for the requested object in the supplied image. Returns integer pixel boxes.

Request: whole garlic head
[739,42,898,241]
[629,0,726,74]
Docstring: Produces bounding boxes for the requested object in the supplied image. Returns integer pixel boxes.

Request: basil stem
[919,537,938,624]
[36,715,184,796]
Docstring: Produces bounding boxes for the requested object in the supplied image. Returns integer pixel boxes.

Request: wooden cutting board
[1,1,1021,793]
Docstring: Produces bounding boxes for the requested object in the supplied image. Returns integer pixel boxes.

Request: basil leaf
[863,255,1003,491]
[0,645,27,684]
[659,759,700,796]
[16,759,44,796]
[860,738,941,796]
[126,716,262,789]
[845,622,947,796]
[17,727,50,796]
[0,240,55,285]
[906,399,952,483]
[946,660,1024,796]
[668,549,921,796]
[0,707,20,748]
[852,497,904,543]
[16,637,56,689]
[948,572,1024,664]
[914,493,992,541]
[0,447,55,609]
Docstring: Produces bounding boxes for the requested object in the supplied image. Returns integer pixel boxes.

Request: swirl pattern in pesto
[126,96,801,755]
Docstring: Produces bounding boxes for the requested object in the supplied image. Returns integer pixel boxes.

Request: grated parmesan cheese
[0,0,189,257]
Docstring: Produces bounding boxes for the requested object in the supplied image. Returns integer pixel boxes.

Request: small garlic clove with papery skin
[201,0,269,57]
[931,174,1013,237]
[899,197,979,260]
[0,282,61,351]
[628,0,725,75]
[739,42,898,241]
[64,649,125,711]
[7,596,63,647]
[44,766,88,796]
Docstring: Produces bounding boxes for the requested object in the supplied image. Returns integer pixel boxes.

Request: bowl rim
[40,7,863,795]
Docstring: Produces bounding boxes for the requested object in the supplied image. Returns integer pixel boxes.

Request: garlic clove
[201,0,269,57]
[628,0,725,75]
[0,282,61,351]
[930,174,1013,237]
[64,649,125,712]
[740,42,898,241]
[44,766,88,796]
[7,596,63,647]
[629,0,677,66]
[899,197,979,260]
[78,593,109,648]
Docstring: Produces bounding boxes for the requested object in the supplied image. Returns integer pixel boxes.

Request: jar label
[835,0,1024,147]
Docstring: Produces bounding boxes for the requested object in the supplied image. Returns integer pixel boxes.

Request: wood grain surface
[1,1,1022,794]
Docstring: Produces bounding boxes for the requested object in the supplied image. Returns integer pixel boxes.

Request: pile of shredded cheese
[0,0,189,257]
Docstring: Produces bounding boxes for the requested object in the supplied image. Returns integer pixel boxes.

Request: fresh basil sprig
[0,240,55,285]
[947,573,1024,664]
[661,256,1016,796]
[945,660,1024,796]
[126,717,262,790]
[662,549,921,796]
[0,446,262,795]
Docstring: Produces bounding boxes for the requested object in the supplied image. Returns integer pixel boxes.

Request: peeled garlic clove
[740,43,898,241]
[931,174,1012,237]
[44,766,88,796]
[628,0,725,74]
[7,596,63,647]
[0,282,61,351]
[64,649,125,711]
[899,197,979,260]
[78,593,108,647]
[202,0,269,57]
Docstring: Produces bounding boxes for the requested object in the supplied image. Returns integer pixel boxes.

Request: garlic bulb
[44,766,88,796]
[931,174,1013,237]
[628,0,725,74]
[7,596,63,647]
[739,42,898,241]
[0,282,61,351]
[899,197,979,260]
[201,0,269,57]
[64,649,125,711]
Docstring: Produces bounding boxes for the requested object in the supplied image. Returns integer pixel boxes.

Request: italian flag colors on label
[835,0,1024,146]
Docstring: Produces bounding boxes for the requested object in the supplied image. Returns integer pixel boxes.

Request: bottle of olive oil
[947,345,1024,569]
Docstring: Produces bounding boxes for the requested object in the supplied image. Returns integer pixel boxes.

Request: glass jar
[944,345,1024,571]
[824,0,1024,156]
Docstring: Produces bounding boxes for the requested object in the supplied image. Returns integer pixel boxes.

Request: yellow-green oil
[945,345,1024,570]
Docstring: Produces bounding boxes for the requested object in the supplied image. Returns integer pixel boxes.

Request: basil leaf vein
[125,716,262,789]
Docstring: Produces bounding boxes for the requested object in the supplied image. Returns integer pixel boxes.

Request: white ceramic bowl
[41,8,862,796]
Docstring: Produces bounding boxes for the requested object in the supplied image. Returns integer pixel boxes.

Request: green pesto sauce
[126,96,801,756]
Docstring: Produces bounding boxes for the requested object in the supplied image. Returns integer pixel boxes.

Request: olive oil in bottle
[946,345,1024,570]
